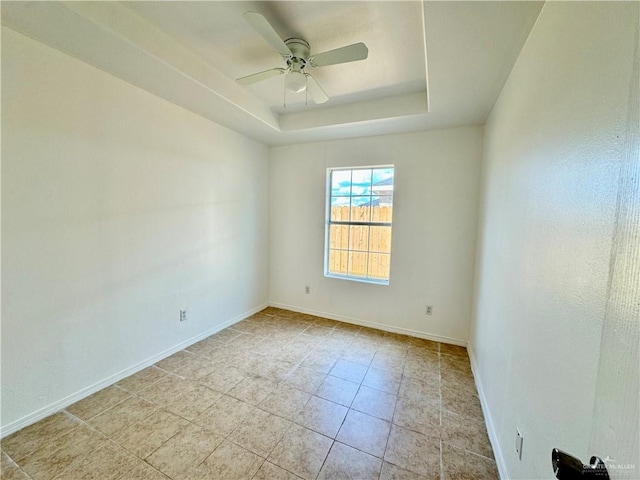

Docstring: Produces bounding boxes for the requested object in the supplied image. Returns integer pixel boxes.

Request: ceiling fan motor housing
[285,38,310,71]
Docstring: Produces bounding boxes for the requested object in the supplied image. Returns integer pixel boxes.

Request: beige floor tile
[175,356,219,381]
[185,337,224,357]
[164,384,222,421]
[329,359,369,383]
[440,344,468,358]
[271,344,314,365]
[380,461,429,479]
[210,328,244,344]
[315,375,360,406]
[318,441,382,480]
[377,343,410,358]
[128,461,170,479]
[441,370,476,396]
[441,355,473,376]
[441,442,498,480]
[228,408,291,457]
[2,451,14,468]
[362,367,403,394]
[294,395,348,438]
[351,385,397,421]
[283,366,326,394]
[442,386,484,422]
[193,395,256,437]
[137,374,191,406]
[441,411,493,459]
[0,465,30,480]
[300,350,339,373]
[259,384,311,420]
[336,409,391,458]
[268,424,333,480]
[303,325,334,338]
[88,396,158,437]
[393,395,441,438]
[113,409,189,459]
[155,351,197,372]
[146,423,223,480]
[1,412,82,461]
[18,423,107,480]
[253,461,303,480]
[251,359,296,382]
[404,353,440,379]
[399,376,440,403]
[199,365,247,394]
[407,337,440,352]
[202,440,263,480]
[340,346,377,366]
[56,440,149,479]
[66,385,130,421]
[370,352,406,375]
[384,424,440,479]
[117,366,167,393]
[228,376,278,405]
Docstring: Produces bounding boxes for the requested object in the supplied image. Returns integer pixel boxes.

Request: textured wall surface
[1,27,269,432]
[269,126,483,344]
[470,2,640,478]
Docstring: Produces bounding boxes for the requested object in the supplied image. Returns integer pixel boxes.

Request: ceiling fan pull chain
[305,75,309,106]
[283,78,287,109]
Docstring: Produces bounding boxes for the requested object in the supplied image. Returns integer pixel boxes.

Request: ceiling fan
[237,12,369,105]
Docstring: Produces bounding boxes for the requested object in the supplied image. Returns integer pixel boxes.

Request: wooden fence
[328,205,392,279]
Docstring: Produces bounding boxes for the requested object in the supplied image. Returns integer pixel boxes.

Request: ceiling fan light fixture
[285,70,307,93]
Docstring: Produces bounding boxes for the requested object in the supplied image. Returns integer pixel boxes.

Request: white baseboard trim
[468,345,508,480]
[268,302,467,347]
[0,303,267,438]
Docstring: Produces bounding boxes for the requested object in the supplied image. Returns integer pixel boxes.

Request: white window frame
[324,165,394,285]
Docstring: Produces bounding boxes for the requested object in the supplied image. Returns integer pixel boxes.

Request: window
[325,166,394,284]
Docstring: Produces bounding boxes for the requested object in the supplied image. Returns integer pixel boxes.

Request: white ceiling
[1,1,543,146]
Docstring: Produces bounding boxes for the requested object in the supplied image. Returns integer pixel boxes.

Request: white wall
[269,127,483,344]
[1,28,269,433]
[470,2,639,479]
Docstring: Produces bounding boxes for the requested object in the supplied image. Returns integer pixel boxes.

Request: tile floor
[1,308,498,480]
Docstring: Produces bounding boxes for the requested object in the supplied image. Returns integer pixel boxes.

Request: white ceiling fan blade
[237,68,285,86]
[244,12,292,57]
[305,74,329,104]
[309,42,368,67]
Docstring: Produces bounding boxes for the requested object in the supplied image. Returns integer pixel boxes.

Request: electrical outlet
[425,305,433,315]
[515,428,523,460]
[179,310,187,322]
[305,286,310,294]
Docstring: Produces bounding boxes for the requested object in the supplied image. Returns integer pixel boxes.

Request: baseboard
[0,302,267,438]
[268,302,467,347]
[468,345,508,480]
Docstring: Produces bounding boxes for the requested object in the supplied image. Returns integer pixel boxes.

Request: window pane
[368,253,390,279]
[330,197,350,221]
[329,225,349,249]
[351,169,372,195]
[350,197,371,222]
[331,170,351,196]
[349,225,369,252]
[372,168,394,187]
[370,197,393,223]
[348,251,367,277]
[329,249,348,275]
[369,226,391,253]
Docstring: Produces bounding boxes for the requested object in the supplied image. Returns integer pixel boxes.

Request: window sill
[324,273,389,286]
